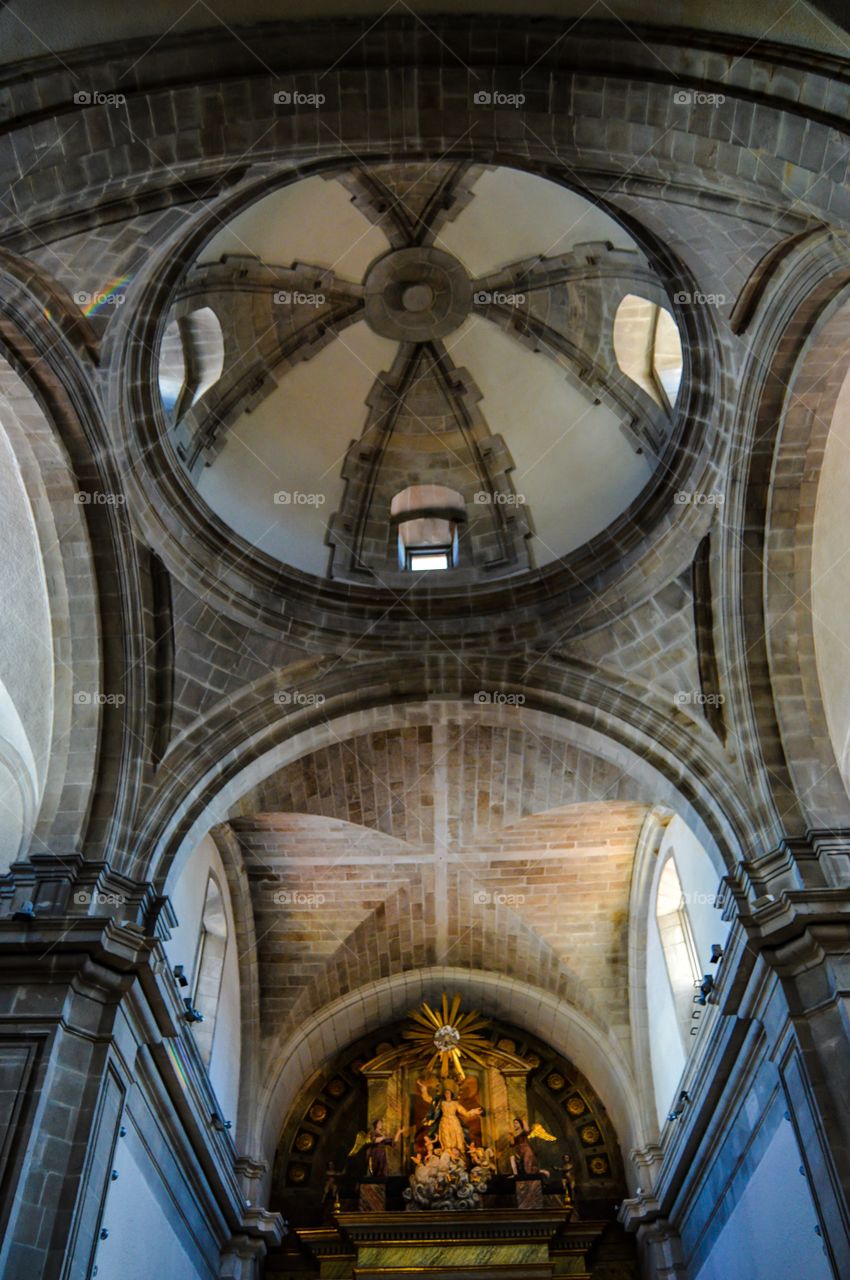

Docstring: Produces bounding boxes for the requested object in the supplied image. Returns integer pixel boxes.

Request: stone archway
[0,274,98,861]
[764,292,850,831]
[144,673,749,893]
[730,238,850,841]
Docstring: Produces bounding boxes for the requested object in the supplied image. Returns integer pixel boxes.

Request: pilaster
[620,829,850,1278]
[0,912,283,1279]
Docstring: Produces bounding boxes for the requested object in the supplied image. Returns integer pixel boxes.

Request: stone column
[503,1066,529,1128]
[363,1066,392,1132]
[0,913,284,1280]
[0,922,139,1280]
[385,1066,404,1174]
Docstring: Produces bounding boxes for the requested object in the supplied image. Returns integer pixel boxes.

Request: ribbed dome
[159,163,682,581]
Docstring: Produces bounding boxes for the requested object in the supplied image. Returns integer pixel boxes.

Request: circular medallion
[364,246,472,340]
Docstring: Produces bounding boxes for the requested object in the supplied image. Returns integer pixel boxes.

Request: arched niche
[0,393,53,866]
[731,245,850,846]
[0,249,144,864]
[163,833,242,1127]
[613,292,682,411]
[270,1013,629,1229]
[158,304,225,424]
[763,287,850,833]
[247,967,646,1202]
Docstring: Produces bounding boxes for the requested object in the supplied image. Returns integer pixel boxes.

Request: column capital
[723,828,850,912]
[618,1192,663,1231]
[630,1213,689,1279]
[629,1143,666,1193]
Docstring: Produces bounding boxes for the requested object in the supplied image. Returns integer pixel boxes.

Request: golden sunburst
[403,993,494,1080]
[363,993,498,1081]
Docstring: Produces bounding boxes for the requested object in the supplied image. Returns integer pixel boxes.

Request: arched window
[158,306,225,422]
[613,294,683,411]
[655,856,700,1041]
[390,484,465,571]
[0,680,37,873]
[191,875,229,1065]
[157,317,186,418]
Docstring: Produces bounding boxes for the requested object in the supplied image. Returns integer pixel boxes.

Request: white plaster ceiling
[436,167,634,274]
[197,319,396,574]
[199,175,390,282]
[448,317,652,563]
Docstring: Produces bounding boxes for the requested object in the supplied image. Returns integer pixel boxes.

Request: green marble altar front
[292,1209,604,1279]
[355,1239,549,1277]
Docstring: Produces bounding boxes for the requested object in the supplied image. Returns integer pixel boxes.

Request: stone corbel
[620,1195,688,1279]
[725,830,850,908]
[719,831,850,957]
[806,830,850,887]
[2,850,84,915]
[244,1206,286,1242]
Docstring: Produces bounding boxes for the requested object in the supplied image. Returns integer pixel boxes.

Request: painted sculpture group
[350,1083,558,1210]
[346,996,576,1211]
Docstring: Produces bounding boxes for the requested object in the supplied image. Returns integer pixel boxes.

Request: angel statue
[509,1117,556,1178]
[349,1118,403,1177]
[468,1143,497,1176]
[417,1080,483,1155]
[411,1134,436,1167]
